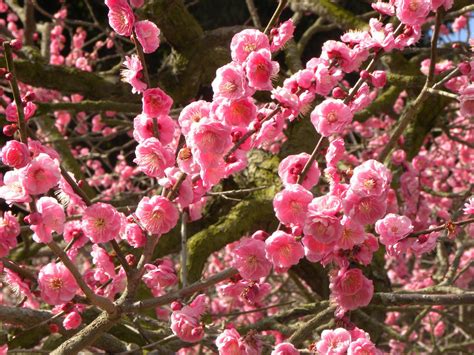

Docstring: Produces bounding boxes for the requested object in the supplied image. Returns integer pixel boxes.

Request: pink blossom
[395,0,431,26]
[325,138,345,168]
[244,49,279,91]
[452,15,467,32]
[20,153,61,195]
[231,237,272,280]
[273,184,313,226]
[321,40,368,73]
[212,63,250,100]
[304,196,343,244]
[0,211,20,257]
[105,0,135,37]
[353,233,379,266]
[30,197,65,244]
[265,231,304,271]
[134,20,160,53]
[0,171,31,204]
[91,244,116,280]
[311,99,353,137]
[371,70,387,88]
[143,259,177,292]
[214,97,257,127]
[316,328,352,354]
[302,234,334,262]
[188,118,232,157]
[347,338,379,355]
[133,114,177,145]
[338,217,366,250]
[464,197,474,215]
[278,153,321,189]
[410,231,439,255]
[170,294,208,343]
[349,159,391,198]
[331,268,374,312]
[0,140,31,168]
[216,328,244,355]
[135,196,179,236]
[375,213,413,246]
[82,203,122,243]
[271,342,299,355]
[122,222,146,248]
[5,101,37,123]
[121,55,147,94]
[343,192,387,226]
[178,100,211,135]
[270,19,295,52]
[63,311,82,330]
[230,29,270,63]
[459,85,474,117]
[38,262,78,305]
[142,88,173,117]
[372,1,395,16]
[134,137,174,178]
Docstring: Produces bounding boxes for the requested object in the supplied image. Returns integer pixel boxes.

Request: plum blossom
[20,153,61,195]
[278,153,321,189]
[395,0,431,26]
[464,197,474,215]
[316,328,352,354]
[0,140,31,168]
[142,88,173,117]
[29,197,65,244]
[270,19,295,52]
[63,311,82,330]
[0,212,20,257]
[134,137,174,178]
[244,49,279,91]
[105,0,135,37]
[349,159,391,198]
[82,203,122,243]
[271,343,299,355]
[459,85,474,117]
[170,294,208,343]
[134,20,160,54]
[135,196,179,236]
[212,63,250,100]
[331,268,374,312]
[230,237,272,280]
[38,262,78,305]
[311,99,353,137]
[121,55,147,93]
[0,171,32,204]
[265,231,305,271]
[273,184,313,226]
[375,213,413,246]
[230,29,270,63]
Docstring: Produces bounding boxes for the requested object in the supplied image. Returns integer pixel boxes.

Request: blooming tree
[0,0,473,354]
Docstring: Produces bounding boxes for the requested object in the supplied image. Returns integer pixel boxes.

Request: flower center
[50,277,63,290]
[327,111,338,123]
[222,81,237,93]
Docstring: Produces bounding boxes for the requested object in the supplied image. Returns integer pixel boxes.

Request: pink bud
[332,87,347,99]
[171,301,182,311]
[459,62,471,75]
[360,70,371,80]
[24,212,42,225]
[371,71,387,88]
[10,39,22,50]
[3,124,17,136]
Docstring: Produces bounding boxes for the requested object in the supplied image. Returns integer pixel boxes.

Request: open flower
[82,203,122,243]
[135,196,179,236]
[38,262,78,305]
